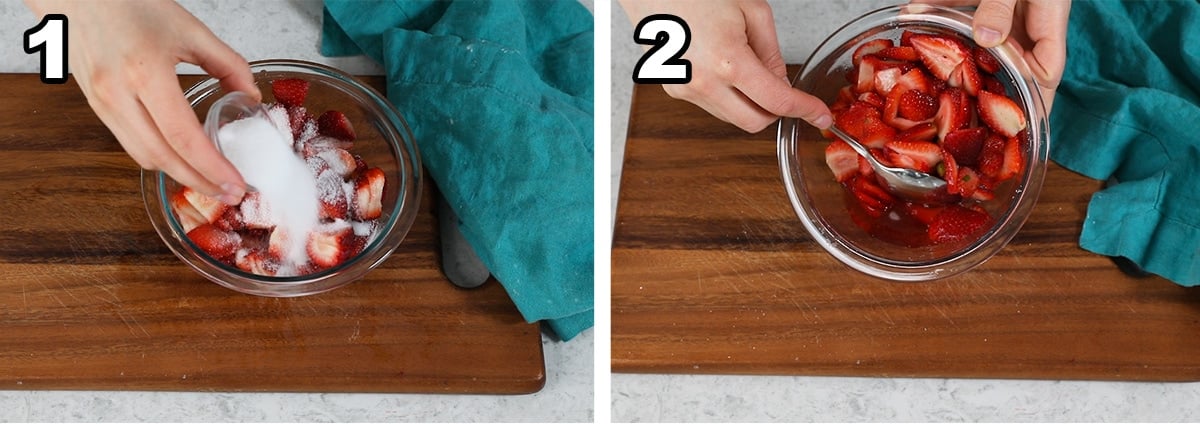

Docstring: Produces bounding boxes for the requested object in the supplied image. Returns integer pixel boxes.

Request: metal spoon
[826,125,953,203]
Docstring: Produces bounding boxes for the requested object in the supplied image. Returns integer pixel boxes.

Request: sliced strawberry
[981,74,1006,95]
[940,147,959,193]
[836,101,893,148]
[235,248,279,276]
[180,186,228,223]
[213,207,245,232]
[287,105,313,141]
[977,132,1007,179]
[825,140,860,183]
[271,78,309,108]
[927,205,991,244]
[857,91,885,109]
[970,185,996,201]
[238,191,275,230]
[941,127,988,166]
[858,154,875,177]
[883,88,925,131]
[354,167,386,220]
[187,223,242,260]
[170,191,208,234]
[850,175,896,218]
[900,30,920,47]
[954,166,982,198]
[910,34,970,82]
[886,140,942,173]
[873,67,903,96]
[317,110,356,142]
[316,169,350,220]
[878,46,919,62]
[855,54,878,93]
[307,226,356,268]
[898,89,937,121]
[831,86,856,113]
[853,38,893,67]
[893,68,933,97]
[896,122,937,142]
[974,45,1001,73]
[935,87,972,142]
[977,90,1027,137]
[947,59,983,96]
[997,135,1024,181]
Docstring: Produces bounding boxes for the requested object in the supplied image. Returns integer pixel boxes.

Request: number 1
[24,14,69,84]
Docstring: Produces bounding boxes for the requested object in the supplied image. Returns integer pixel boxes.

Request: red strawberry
[825,140,860,183]
[981,74,1006,95]
[271,78,309,108]
[878,46,919,62]
[238,191,275,230]
[857,56,912,94]
[187,223,242,260]
[974,45,1001,73]
[354,167,386,220]
[935,87,972,142]
[898,89,937,121]
[873,67,903,96]
[180,186,228,223]
[896,122,937,142]
[213,207,245,232]
[997,135,1024,181]
[853,38,893,67]
[883,88,924,130]
[941,127,988,166]
[977,132,1008,179]
[831,86,856,113]
[315,170,350,220]
[857,91,885,109]
[927,205,991,244]
[940,147,959,193]
[850,175,896,218]
[885,140,942,172]
[900,30,920,47]
[236,248,279,276]
[287,105,313,141]
[307,226,356,268]
[267,227,293,261]
[836,101,894,148]
[948,59,983,96]
[317,110,356,142]
[977,90,1027,137]
[954,166,982,198]
[893,68,933,96]
[910,34,970,82]
[171,191,208,234]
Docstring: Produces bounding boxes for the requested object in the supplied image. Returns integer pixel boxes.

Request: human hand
[910,0,1071,110]
[25,0,259,205]
[619,0,833,133]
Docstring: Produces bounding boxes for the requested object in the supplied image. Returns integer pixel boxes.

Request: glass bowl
[777,4,1049,281]
[142,59,422,297]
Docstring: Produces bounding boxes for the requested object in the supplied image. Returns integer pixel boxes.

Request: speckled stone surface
[611,0,1200,422]
[0,0,592,421]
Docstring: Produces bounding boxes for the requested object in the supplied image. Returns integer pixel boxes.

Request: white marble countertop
[0,0,592,421]
[610,0,1200,422]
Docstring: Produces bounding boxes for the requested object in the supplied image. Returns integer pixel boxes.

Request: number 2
[632,14,692,84]
[24,14,69,84]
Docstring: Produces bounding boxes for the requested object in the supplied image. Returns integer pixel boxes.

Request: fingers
[718,49,833,130]
[971,0,1019,47]
[182,22,260,102]
[138,67,247,204]
[740,1,787,80]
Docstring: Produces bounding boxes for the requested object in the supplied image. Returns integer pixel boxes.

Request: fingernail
[813,114,833,129]
[976,27,1003,47]
[219,183,245,205]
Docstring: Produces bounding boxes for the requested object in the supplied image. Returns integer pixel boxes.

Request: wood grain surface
[0,74,544,393]
[612,80,1200,381]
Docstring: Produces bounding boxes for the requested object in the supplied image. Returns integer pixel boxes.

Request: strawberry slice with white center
[977,90,1027,137]
[306,225,360,268]
[317,110,356,143]
[180,186,229,223]
[235,248,278,276]
[935,87,972,142]
[187,223,242,260]
[885,140,943,173]
[353,167,386,220]
[171,191,208,233]
[238,191,274,230]
[873,67,903,96]
[825,140,860,182]
[997,135,1024,181]
[852,38,893,67]
[910,34,970,82]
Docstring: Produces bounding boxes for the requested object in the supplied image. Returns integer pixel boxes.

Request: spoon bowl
[825,125,955,203]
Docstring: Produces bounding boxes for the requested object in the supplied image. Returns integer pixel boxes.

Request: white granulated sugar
[351,220,377,237]
[265,105,294,147]
[318,149,352,177]
[218,116,318,268]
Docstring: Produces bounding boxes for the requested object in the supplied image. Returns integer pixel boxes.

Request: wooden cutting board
[0,74,544,393]
[612,81,1200,381]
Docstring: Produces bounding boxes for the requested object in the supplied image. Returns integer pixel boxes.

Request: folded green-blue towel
[320,0,594,339]
[1050,0,1200,286]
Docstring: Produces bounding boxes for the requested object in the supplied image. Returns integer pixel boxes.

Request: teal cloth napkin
[1050,0,1200,286]
[321,0,594,339]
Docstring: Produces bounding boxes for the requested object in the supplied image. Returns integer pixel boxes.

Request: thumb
[971,0,1018,48]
